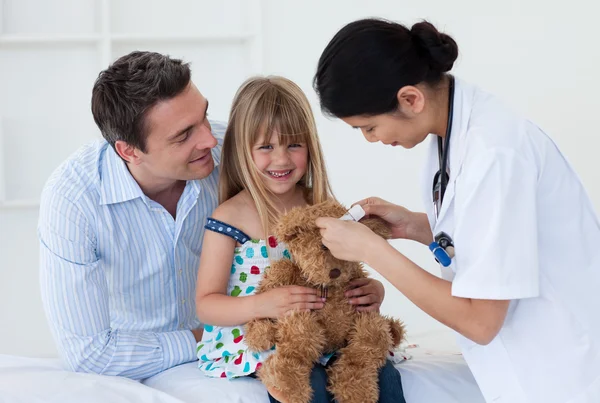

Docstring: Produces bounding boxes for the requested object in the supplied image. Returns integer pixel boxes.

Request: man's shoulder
[41,139,108,208]
[210,119,227,138]
[209,119,226,166]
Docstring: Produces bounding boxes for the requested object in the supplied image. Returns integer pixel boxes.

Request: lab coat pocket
[435,180,456,224]
[458,336,527,402]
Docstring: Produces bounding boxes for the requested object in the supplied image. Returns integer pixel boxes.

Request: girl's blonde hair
[220,75,334,239]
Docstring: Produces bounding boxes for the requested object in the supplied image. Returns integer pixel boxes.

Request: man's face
[137,82,217,182]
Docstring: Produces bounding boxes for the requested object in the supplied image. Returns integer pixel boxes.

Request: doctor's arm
[317,219,509,345]
[38,191,197,380]
[366,241,509,345]
[355,197,434,246]
[320,149,538,346]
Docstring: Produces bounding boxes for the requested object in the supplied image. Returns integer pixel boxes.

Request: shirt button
[182,299,186,304]
[179,323,183,329]
[179,269,183,275]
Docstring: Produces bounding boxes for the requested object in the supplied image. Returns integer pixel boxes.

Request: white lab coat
[421,78,600,402]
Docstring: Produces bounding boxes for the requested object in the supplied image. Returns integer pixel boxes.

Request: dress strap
[205,218,251,244]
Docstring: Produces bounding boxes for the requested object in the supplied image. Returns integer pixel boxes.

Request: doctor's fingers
[355,199,397,218]
[320,232,344,251]
[315,216,339,230]
[319,226,337,244]
[353,196,390,209]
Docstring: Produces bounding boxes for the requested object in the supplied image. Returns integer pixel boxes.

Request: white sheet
[0,354,182,403]
[0,331,485,402]
[0,352,484,403]
[143,348,484,403]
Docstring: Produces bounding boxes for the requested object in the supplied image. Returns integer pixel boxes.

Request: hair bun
[410,21,458,73]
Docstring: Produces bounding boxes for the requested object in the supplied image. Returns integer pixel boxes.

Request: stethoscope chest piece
[429,231,455,267]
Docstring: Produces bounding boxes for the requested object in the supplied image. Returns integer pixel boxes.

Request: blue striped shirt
[38,121,225,380]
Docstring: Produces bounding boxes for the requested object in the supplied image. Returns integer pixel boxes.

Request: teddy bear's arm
[245,260,304,352]
[257,259,304,292]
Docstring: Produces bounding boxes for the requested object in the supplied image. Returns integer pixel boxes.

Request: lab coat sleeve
[38,190,196,380]
[452,147,539,300]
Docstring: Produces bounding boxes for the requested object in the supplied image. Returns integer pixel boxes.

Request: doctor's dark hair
[313,19,458,118]
[91,51,191,152]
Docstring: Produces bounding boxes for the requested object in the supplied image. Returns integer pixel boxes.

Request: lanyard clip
[429,231,455,267]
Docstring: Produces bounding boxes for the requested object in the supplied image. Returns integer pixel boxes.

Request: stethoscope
[429,75,456,267]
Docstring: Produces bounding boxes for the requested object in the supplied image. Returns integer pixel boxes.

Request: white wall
[260,0,600,340]
[1,0,599,357]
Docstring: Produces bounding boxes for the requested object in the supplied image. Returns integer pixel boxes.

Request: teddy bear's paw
[388,318,406,348]
[244,319,276,352]
[259,355,313,403]
[327,358,380,403]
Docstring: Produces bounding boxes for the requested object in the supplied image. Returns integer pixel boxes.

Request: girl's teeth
[269,170,291,178]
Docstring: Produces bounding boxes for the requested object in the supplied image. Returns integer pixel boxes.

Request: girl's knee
[379,360,400,380]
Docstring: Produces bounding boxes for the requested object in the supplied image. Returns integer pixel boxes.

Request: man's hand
[191,327,204,342]
[345,278,385,312]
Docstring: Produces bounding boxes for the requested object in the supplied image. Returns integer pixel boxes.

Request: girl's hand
[256,286,325,319]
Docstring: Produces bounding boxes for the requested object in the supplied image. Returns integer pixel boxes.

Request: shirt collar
[99,143,221,206]
[99,146,146,205]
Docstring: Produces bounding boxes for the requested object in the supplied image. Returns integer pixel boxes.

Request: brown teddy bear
[244,199,405,403]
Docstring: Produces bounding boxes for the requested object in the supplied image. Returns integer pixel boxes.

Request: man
[39,51,222,380]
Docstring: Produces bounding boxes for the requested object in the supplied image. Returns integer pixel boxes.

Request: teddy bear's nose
[329,268,341,279]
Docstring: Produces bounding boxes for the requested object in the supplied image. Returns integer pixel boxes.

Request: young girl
[195,76,406,403]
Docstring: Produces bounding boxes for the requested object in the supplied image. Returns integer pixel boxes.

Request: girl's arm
[195,220,325,327]
[195,229,263,327]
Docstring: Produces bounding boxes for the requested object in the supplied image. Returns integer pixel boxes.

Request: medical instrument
[430,75,456,267]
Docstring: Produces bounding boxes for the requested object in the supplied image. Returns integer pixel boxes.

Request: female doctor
[313,18,600,403]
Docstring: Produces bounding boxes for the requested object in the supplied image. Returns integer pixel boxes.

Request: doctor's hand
[354,197,433,245]
[315,217,387,263]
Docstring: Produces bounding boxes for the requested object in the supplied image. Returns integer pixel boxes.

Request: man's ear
[360,217,392,239]
[115,140,142,165]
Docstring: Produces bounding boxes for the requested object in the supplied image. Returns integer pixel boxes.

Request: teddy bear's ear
[360,217,392,240]
[277,223,306,243]
[310,199,347,219]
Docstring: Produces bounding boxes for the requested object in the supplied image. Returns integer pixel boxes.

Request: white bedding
[0,334,484,402]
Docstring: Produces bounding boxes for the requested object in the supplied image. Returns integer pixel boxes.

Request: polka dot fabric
[205,218,250,244]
